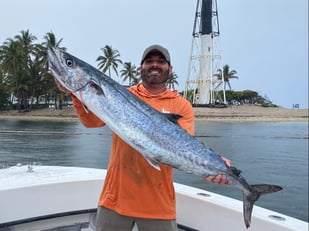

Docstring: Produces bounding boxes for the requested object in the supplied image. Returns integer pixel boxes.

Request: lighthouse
[184,0,221,105]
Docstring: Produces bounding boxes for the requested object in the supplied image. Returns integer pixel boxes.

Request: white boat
[0,165,307,231]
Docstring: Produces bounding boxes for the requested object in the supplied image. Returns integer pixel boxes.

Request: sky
[1,0,308,108]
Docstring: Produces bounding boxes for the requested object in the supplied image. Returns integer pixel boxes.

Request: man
[68,45,231,231]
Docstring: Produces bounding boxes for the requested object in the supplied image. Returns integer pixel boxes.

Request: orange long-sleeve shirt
[72,83,194,220]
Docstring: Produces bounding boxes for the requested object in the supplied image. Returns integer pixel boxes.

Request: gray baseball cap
[141,45,171,65]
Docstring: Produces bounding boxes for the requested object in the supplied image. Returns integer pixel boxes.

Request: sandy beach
[0,105,308,122]
[194,105,308,122]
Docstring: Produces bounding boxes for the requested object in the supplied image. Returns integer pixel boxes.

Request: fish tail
[243,184,283,228]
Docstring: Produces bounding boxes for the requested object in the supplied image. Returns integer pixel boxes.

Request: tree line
[0,30,274,111]
[0,30,182,111]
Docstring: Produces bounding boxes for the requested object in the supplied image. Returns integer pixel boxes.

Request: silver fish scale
[85,80,227,177]
[49,48,231,178]
[48,48,284,229]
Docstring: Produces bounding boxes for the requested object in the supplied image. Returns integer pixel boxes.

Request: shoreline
[0,105,308,122]
[193,105,308,122]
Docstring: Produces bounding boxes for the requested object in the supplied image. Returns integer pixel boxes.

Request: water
[0,119,308,222]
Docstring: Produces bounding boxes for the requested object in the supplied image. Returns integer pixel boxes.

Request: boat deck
[0,165,307,231]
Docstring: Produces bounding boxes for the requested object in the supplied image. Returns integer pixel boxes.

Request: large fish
[48,48,282,228]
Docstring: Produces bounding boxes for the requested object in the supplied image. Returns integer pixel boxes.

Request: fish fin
[251,184,283,195]
[163,113,183,124]
[243,184,283,228]
[145,158,161,171]
[89,80,105,96]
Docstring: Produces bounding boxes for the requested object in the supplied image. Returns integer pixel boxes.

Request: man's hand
[204,156,233,185]
[205,175,232,185]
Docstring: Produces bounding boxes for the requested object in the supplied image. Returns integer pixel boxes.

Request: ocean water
[0,119,308,222]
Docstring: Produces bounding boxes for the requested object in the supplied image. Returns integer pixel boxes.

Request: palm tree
[41,32,66,108]
[96,45,122,78]
[43,31,65,51]
[0,39,22,109]
[14,30,38,111]
[166,72,179,90]
[120,62,138,86]
[215,64,238,90]
[214,64,239,104]
[14,29,37,57]
[131,67,141,86]
[0,38,23,77]
[0,70,11,109]
[0,30,37,111]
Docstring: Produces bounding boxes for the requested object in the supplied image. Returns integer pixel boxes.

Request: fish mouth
[47,48,60,75]
[47,58,57,77]
[47,48,73,92]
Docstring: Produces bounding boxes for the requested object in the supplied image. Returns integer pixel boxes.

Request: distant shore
[0,105,308,122]
[193,105,308,122]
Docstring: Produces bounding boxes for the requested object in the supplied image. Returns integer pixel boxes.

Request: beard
[140,68,170,85]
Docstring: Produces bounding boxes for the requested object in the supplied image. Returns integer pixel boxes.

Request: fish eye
[66,58,73,67]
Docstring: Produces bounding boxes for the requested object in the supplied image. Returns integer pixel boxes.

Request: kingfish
[48,48,283,228]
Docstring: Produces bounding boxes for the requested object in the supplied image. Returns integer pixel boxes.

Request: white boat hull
[0,165,307,231]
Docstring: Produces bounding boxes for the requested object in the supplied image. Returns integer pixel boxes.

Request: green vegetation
[219,90,277,107]
[0,30,67,111]
[0,30,275,111]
